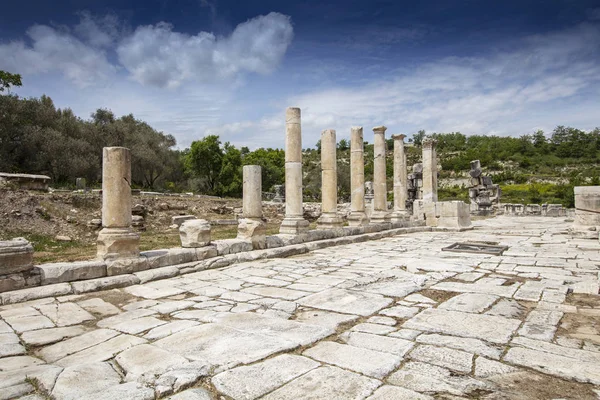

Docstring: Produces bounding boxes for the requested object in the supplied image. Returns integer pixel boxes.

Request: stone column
[237,165,266,249]
[280,107,310,234]
[348,127,369,226]
[97,147,140,260]
[422,137,438,203]
[371,126,390,223]
[317,129,344,229]
[391,134,409,222]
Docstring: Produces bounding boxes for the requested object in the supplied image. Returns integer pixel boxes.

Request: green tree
[184,135,223,194]
[0,70,22,93]
[219,142,243,197]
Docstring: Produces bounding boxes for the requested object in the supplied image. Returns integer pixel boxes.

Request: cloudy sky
[1,0,599,149]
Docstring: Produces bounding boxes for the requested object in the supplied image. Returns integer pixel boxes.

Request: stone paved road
[1,216,600,399]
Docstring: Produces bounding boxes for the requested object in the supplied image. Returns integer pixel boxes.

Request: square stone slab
[297,288,392,316]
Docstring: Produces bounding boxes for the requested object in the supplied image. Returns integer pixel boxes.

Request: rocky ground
[1,216,599,399]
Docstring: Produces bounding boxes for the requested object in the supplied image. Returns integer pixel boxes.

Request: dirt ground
[0,188,284,263]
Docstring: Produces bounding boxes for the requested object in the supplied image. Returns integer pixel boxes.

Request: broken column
[279,107,310,234]
[422,137,438,203]
[317,129,344,229]
[237,165,266,248]
[370,126,390,223]
[391,134,409,222]
[571,186,600,239]
[97,147,140,260]
[347,127,369,226]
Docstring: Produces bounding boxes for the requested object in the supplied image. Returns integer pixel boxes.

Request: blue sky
[1,0,599,149]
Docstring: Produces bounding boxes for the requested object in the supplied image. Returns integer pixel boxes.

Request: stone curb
[0,223,430,305]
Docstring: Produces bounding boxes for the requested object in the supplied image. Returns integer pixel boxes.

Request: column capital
[392,134,406,141]
[422,137,437,149]
[373,126,387,133]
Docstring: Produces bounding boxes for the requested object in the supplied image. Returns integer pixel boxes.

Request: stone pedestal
[370,126,390,223]
[238,165,266,248]
[391,134,409,222]
[348,127,369,226]
[414,200,472,229]
[317,129,344,229]
[0,238,34,275]
[422,138,438,203]
[280,107,310,234]
[571,186,600,239]
[97,147,140,260]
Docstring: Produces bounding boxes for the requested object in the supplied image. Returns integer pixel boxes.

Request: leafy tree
[337,139,349,151]
[0,70,22,93]
[185,135,223,194]
[219,142,243,197]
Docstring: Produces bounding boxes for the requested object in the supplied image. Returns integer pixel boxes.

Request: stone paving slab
[0,216,599,399]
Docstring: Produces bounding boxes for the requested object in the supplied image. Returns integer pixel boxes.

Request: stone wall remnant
[280,107,310,234]
[0,173,51,191]
[348,127,369,226]
[468,160,501,215]
[406,163,423,212]
[238,165,267,249]
[96,147,140,260]
[371,126,390,223]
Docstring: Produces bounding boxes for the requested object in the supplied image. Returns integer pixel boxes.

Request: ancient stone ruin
[468,160,501,215]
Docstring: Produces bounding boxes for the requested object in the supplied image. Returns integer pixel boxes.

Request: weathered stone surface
[341,332,414,356]
[116,343,190,380]
[54,334,147,367]
[504,346,600,384]
[4,314,54,333]
[0,283,72,305]
[403,308,521,344]
[438,293,498,313]
[166,389,213,400]
[172,215,196,227]
[143,320,200,341]
[37,303,95,326]
[76,298,120,317]
[212,354,319,400]
[298,288,392,316]
[261,366,381,400]
[417,333,502,359]
[71,274,140,294]
[303,341,401,378]
[21,326,87,346]
[237,218,267,250]
[409,344,473,373]
[0,238,34,275]
[106,257,149,276]
[37,261,106,285]
[37,329,121,363]
[474,357,519,377]
[243,286,310,300]
[388,361,490,396]
[293,309,359,330]
[135,266,179,283]
[379,305,420,318]
[180,219,211,247]
[366,385,434,400]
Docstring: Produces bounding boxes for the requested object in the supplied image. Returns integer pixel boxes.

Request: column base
[316,213,344,230]
[390,211,410,223]
[237,218,267,249]
[347,212,369,227]
[370,211,391,224]
[97,227,140,260]
[279,217,310,235]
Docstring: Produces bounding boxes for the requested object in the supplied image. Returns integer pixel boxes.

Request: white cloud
[116,12,293,88]
[207,22,600,149]
[0,11,293,89]
[0,24,115,87]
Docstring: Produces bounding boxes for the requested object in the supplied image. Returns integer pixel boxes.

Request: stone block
[0,283,72,305]
[71,275,140,294]
[0,238,34,275]
[436,201,472,229]
[237,218,266,249]
[172,215,196,227]
[96,228,140,260]
[0,274,26,293]
[106,257,149,276]
[38,260,107,285]
[143,248,198,269]
[179,219,211,247]
[215,239,253,256]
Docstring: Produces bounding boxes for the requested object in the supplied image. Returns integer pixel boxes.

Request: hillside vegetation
[1,92,598,207]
